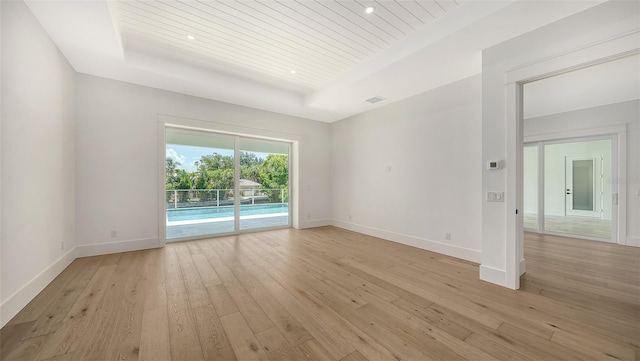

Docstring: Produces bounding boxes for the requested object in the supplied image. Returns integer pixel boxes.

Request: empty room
[1,0,639,360]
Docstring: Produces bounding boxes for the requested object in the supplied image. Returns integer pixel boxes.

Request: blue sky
[166,144,269,172]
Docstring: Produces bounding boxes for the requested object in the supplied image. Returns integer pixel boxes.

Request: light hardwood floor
[523,213,612,239]
[1,227,638,361]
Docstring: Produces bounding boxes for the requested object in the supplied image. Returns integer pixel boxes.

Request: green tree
[165,158,180,189]
[240,151,263,182]
[174,169,192,203]
[192,153,235,200]
[165,151,289,204]
[166,158,181,204]
[196,153,234,172]
[259,154,289,202]
[240,151,262,167]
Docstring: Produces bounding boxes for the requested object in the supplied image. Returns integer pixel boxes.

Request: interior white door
[565,156,598,217]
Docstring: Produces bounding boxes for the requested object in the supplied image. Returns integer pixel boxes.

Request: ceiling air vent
[365,96,385,104]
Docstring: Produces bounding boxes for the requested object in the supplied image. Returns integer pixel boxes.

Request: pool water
[167,204,288,222]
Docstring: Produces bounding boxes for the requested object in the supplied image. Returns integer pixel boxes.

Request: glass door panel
[165,128,235,241]
[238,138,290,231]
[523,145,539,231]
[566,158,595,214]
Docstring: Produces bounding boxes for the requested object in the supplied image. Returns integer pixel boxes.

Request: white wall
[0,0,4,315]
[523,54,639,119]
[330,75,482,262]
[75,74,331,256]
[627,119,640,247]
[1,1,76,326]
[482,0,640,287]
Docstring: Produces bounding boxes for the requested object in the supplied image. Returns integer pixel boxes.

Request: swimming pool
[167,204,288,222]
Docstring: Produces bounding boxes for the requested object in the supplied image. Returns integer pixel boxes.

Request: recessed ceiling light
[186,34,196,40]
[365,6,375,14]
[290,70,296,74]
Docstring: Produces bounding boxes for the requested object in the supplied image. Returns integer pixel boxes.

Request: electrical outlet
[110,230,118,239]
[60,241,64,251]
[385,166,392,173]
[307,212,311,219]
[486,192,504,202]
[445,233,451,240]
[348,215,352,221]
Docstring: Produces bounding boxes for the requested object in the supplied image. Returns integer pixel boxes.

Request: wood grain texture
[114,0,454,92]
[1,227,638,360]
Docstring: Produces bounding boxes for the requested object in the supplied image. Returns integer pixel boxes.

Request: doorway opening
[502,32,637,290]
[164,127,291,242]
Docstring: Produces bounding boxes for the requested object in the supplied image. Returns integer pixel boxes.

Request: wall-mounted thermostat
[487,160,501,170]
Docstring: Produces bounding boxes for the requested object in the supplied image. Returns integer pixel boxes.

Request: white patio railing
[166,188,286,209]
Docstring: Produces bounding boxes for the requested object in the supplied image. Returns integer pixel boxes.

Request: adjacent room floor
[1,227,638,360]
[524,213,612,239]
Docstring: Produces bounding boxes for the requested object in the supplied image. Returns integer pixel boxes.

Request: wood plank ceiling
[114,0,460,93]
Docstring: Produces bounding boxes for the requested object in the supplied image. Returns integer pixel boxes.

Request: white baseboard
[520,258,526,275]
[479,264,506,287]
[626,236,640,247]
[1,247,77,327]
[330,220,481,263]
[298,219,331,229]
[76,237,159,258]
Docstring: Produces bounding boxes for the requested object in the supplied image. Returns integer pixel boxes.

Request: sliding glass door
[165,129,236,240]
[523,144,539,231]
[523,136,615,241]
[164,127,291,242]
[239,138,290,231]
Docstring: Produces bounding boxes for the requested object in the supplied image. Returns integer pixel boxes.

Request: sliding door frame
[238,137,293,233]
[524,133,621,243]
[522,142,543,234]
[157,115,297,246]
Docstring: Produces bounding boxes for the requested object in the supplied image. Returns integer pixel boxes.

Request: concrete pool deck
[166,214,289,240]
[167,212,288,226]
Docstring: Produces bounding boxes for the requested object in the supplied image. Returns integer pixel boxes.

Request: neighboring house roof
[239,179,261,188]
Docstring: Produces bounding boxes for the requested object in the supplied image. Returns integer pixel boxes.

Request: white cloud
[185,158,199,172]
[166,148,186,168]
